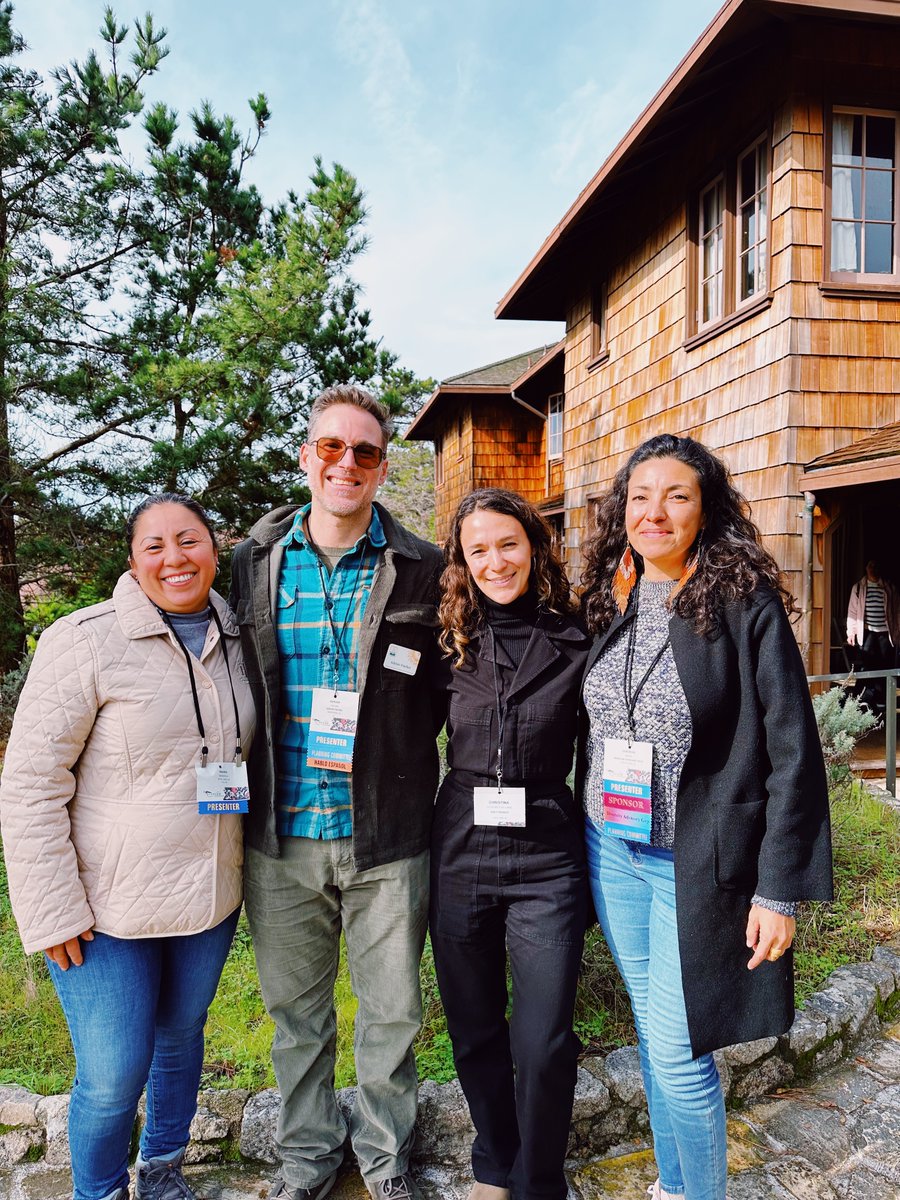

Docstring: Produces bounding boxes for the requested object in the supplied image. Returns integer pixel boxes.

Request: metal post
[800,492,815,670]
[887,671,897,799]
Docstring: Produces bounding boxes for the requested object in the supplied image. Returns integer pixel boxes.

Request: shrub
[811,685,878,788]
[0,653,33,746]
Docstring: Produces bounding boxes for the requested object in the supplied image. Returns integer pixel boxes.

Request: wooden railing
[806,667,899,798]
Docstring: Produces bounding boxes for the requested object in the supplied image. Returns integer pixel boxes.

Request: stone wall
[2,941,899,1181]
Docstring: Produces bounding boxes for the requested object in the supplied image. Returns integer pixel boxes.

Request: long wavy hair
[580,434,795,636]
[439,488,574,667]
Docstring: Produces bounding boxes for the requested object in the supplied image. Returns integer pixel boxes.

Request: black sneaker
[269,1173,338,1200]
[134,1150,196,1200]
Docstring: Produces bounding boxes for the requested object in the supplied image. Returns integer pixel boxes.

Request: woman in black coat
[578,435,832,1200]
[430,488,591,1200]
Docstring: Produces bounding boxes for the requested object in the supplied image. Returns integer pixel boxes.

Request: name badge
[307,688,360,773]
[473,786,527,827]
[602,738,653,842]
[384,643,421,675]
[196,761,250,814]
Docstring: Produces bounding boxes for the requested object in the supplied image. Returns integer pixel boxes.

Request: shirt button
[321,645,331,656]
[320,780,329,790]
[202,680,212,689]
[209,733,219,743]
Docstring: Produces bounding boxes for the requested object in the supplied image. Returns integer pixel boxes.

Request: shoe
[367,1176,422,1199]
[646,1182,684,1200]
[269,1174,337,1200]
[468,1185,511,1200]
[99,1190,129,1200]
[135,1150,195,1200]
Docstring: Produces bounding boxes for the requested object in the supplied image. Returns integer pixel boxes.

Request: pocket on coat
[714,798,766,890]
[379,604,438,691]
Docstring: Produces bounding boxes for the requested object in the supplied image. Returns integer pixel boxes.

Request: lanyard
[622,608,670,744]
[487,624,508,792]
[305,526,367,693]
[158,606,243,767]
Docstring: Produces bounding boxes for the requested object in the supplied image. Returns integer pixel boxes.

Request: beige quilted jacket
[0,572,256,954]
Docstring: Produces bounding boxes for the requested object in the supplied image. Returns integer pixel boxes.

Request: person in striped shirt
[847,559,900,711]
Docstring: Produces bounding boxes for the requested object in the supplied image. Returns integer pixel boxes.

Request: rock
[601,1047,645,1109]
[413,1080,473,1166]
[197,1088,251,1140]
[802,987,855,1039]
[712,1049,732,1101]
[782,1010,829,1060]
[0,1086,41,1128]
[239,1089,281,1165]
[0,1127,44,1168]
[830,960,897,1005]
[872,943,900,990]
[804,975,877,1042]
[190,1106,230,1142]
[34,1097,69,1168]
[723,1036,778,1067]
[731,1054,794,1101]
[568,1065,612,1154]
[846,1081,900,1170]
[742,1094,852,1170]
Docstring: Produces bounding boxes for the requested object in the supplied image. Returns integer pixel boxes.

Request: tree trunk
[0,198,25,673]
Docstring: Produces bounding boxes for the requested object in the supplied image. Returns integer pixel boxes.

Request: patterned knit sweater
[583,578,794,915]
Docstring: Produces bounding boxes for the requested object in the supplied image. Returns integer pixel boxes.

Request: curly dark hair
[580,434,795,636]
[439,488,574,667]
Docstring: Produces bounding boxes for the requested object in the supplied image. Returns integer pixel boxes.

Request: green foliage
[0,3,430,669]
[0,651,31,743]
[811,686,879,787]
[23,583,106,651]
[379,440,436,542]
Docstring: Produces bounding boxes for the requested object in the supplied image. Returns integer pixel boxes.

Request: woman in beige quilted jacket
[0,494,255,1200]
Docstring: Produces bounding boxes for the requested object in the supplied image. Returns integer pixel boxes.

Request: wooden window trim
[588,283,607,369]
[683,291,773,352]
[434,435,445,489]
[686,130,772,341]
[547,392,564,462]
[824,104,900,286]
[818,280,900,298]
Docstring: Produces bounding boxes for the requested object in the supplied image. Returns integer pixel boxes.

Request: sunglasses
[310,437,386,470]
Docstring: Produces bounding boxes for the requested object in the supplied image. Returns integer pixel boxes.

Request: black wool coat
[576,587,833,1057]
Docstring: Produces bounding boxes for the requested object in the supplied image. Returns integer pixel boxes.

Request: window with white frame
[547,393,564,460]
[692,134,771,335]
[737,136,768,301]
[699,177,725,326]
[831,108,897,279]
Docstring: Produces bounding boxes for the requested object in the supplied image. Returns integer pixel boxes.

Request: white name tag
[473,786,527,827]
[307,688,360,773]
[384,643,421,675]
[602,737,653,842]
[196,761,250,814]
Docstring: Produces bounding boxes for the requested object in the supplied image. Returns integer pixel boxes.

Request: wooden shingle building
[408,0,900,672]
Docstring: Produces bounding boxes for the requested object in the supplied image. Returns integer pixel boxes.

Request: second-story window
[547,393,564,460]
[738,136,768,301]
[691,134,770,337]
[830,109,897,279]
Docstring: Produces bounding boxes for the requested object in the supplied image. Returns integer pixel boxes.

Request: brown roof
[798,421,900,489]
[496,0,900,322]
[441,345,560,388]
[405,342,563,441]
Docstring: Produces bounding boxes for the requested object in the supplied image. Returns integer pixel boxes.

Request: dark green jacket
[230,502,444,869]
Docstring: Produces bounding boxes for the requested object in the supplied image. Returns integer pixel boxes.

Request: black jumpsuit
[430,597,590,1200]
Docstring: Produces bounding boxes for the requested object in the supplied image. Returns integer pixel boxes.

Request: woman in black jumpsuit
[430,488,590,1200]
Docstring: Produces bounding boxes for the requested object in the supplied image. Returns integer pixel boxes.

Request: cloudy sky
[23,0,723,382]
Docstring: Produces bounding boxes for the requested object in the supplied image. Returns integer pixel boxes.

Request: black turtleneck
[481,589,539,669]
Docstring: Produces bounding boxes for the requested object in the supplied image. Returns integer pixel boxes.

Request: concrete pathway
[7,1019,900,1200]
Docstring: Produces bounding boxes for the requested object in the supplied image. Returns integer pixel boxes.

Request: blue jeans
[585,819,726,1200]
[48,907,240,1200]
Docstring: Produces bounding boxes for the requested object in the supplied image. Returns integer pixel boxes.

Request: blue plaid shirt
[275,504,385,838]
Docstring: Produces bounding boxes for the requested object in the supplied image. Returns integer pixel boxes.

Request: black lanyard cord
[623,611,670,742]
[305,525,367,692]
[158,607,243,766]
[487,624,506,792]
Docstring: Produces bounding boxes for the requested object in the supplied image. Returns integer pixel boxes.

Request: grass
[2,780,898,1095]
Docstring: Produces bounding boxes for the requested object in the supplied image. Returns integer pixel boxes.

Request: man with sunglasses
[230,384,444,1200]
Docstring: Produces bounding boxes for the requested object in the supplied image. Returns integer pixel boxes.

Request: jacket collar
[475,610,589,701]
[247,501,424,560]
[113,571,239,640]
